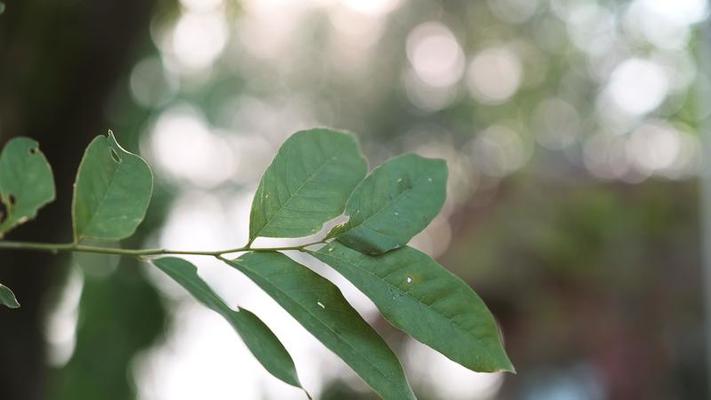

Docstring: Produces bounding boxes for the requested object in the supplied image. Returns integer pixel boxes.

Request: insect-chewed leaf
[152,257,306,392]
[312,242,514,373]
[227,251,416,400]
[0,283,20,309]
[328,154,447,255]
[72,131,153,242]
[0,137,55,237]
[249,129,367,241]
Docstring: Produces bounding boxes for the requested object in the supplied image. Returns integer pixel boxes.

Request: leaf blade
[312,242,514,373]
[329,154,447,255]
[227,251,416,400]
[152,257,304,390]
[0,137,55,236]
[249,129,367,241]
[72,131,153,242]
[0,283,20,309]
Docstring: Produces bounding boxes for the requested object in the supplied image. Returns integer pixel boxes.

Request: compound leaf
[312,242,514,373]
[0,137,55,237]
[152,257,306,392]
[328,154,447,255]
[72,131,152,242]
[0,283,19,309]
[227,251,416,400]
[249,129,367,241]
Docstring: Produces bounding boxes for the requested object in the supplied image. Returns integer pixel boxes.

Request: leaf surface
[329,154,447,255]
[0,137,55,236]
[152,257,305,391]
[227,251,416,400]
[72,131,152,241]
[0,283,20,309]
[312,242,514,372]
[249,129,367,241]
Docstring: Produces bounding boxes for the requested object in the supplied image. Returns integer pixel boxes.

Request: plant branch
[0,240,326,258]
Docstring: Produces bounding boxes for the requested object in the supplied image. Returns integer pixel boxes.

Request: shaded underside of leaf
[249,128,367,241]
[227,251,416,400]
[152,257,304,390]
[0,283,20,309]
[72,131,153,242]
[312,242,514,373]
[0,137,55,237]
[329,153,447,255]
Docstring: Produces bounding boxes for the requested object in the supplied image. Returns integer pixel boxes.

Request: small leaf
[0,283,20,309]
[312,242,514,373]
[328,154,447,255]
[152,257,305,391]
[0,137,55,237]
[227,251,416,400]
[72,131,153,242]
[249,129,367,241]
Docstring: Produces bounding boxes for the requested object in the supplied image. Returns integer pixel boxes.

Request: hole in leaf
[29,147,38,155]
[110,148,121,163]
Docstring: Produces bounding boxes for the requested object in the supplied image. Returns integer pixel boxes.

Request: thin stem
[0,240,326,258]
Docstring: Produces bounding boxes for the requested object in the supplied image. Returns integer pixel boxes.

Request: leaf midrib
[255,148,340,237]
[316,249,502,365]
[342,175,429,236]
[77,156,123,239]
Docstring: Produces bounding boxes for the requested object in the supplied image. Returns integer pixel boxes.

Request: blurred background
[0,0,709,399]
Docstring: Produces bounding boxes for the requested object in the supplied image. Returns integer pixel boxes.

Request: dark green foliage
[0,137,55,237]
[229,251,416,400]
[328,154,447,255]
[153,257,305,392]
[249,129,367,241]
[0,129,513,398]
[72,131,153,242]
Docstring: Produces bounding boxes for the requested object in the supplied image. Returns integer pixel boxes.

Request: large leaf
[249,129,367,241]
[312,242,514,373]
[72,131,153,242]
[328,154,447,255]
[0,283,20,309]
[152,257,306,392]
[0,137,55,237]
[227,251,416,400]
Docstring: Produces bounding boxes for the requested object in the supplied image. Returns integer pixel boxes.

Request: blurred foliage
[443,178,705,399]
[49,262,166,400]
[0,0,707,398]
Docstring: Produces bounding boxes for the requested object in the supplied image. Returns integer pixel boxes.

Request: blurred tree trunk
[0,1,155,399]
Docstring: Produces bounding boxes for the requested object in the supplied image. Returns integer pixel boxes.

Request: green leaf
[312,242,515,373]
[0,283,20,309]
[72,131,153,242]
[249,129,367,241]
[328,154,447,255]
[227,251,416,400]
[0,137,55,237]
[152,257,306,392]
